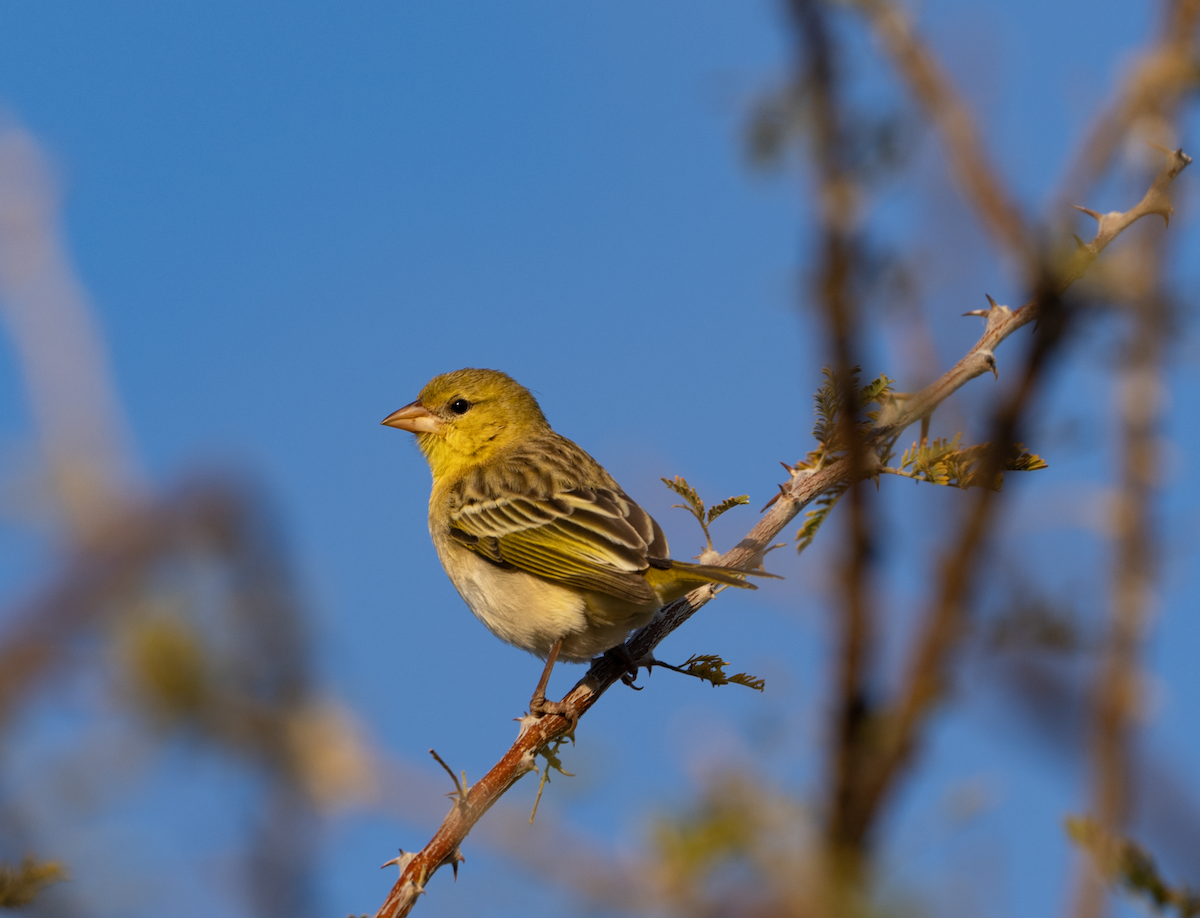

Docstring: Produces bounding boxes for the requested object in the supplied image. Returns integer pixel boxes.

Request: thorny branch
[371,148,1191,918]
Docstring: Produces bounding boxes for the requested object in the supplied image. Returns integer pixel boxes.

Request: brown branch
[783,0,883,869]
[370,146,1190,918]
[0,856,66,908]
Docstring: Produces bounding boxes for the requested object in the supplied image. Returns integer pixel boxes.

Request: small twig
[877,467,928,483]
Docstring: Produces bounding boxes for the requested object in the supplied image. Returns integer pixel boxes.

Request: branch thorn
[381,849,417,873]
[445,847,465,881]
[966,293,1004,319]
[1072,204,1103,222]
[430,748,471,810]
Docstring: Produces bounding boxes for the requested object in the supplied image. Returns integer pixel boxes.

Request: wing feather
[450,481,666,604]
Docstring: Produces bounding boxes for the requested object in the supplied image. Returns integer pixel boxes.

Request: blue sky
[0,2,1197,917]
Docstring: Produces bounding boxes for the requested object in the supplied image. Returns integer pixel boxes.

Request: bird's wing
[449,487,667,604]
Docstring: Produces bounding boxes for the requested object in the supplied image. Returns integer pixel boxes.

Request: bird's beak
[381,400,443,434]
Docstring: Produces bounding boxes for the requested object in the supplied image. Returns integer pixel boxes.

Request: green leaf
[860,373,894,405]
[661,475,706,524]
[811,365,850,448]
[1007,447,1048,472]
[728,672,767,692]
[807,365,895,463]
[706,494,750,525]
[898,437,1048,490]
[795,485,847,553]
[787,366,892,551]
[676,654,766,692]
[529,736,575,825]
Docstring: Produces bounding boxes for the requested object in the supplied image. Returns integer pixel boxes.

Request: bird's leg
[529,639,561,710]
[529,639,577,731]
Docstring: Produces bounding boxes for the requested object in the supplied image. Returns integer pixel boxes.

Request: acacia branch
[371,147,1190,918]
[872,146,1190,440]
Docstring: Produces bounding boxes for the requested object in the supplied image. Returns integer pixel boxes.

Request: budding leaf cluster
[898,435,1047,490]
[807,366,894,463]
[786,366,894,551]
[662,475,750,553]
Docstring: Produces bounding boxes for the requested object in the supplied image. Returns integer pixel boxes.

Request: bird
[382,368,759,722]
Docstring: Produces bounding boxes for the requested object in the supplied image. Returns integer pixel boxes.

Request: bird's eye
[449,398,472,415]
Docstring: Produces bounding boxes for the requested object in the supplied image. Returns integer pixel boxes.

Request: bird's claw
[529,692,579,734]
[606,643,645,690]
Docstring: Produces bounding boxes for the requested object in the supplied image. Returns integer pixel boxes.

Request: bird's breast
[429,524,588,658]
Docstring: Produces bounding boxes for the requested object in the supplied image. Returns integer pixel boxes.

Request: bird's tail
[644,559,775,604]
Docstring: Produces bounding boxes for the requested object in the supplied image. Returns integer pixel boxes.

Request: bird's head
[382,368,550,478]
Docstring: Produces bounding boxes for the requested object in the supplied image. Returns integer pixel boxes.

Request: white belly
[432,531,653,662]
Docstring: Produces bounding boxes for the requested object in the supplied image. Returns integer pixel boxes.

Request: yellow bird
[383,368,757,721]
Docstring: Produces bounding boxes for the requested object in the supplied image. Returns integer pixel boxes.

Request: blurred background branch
[0,127,372,918]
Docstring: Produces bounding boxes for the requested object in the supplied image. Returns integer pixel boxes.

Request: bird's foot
[529,690,579,734]
[604,644,645,690]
